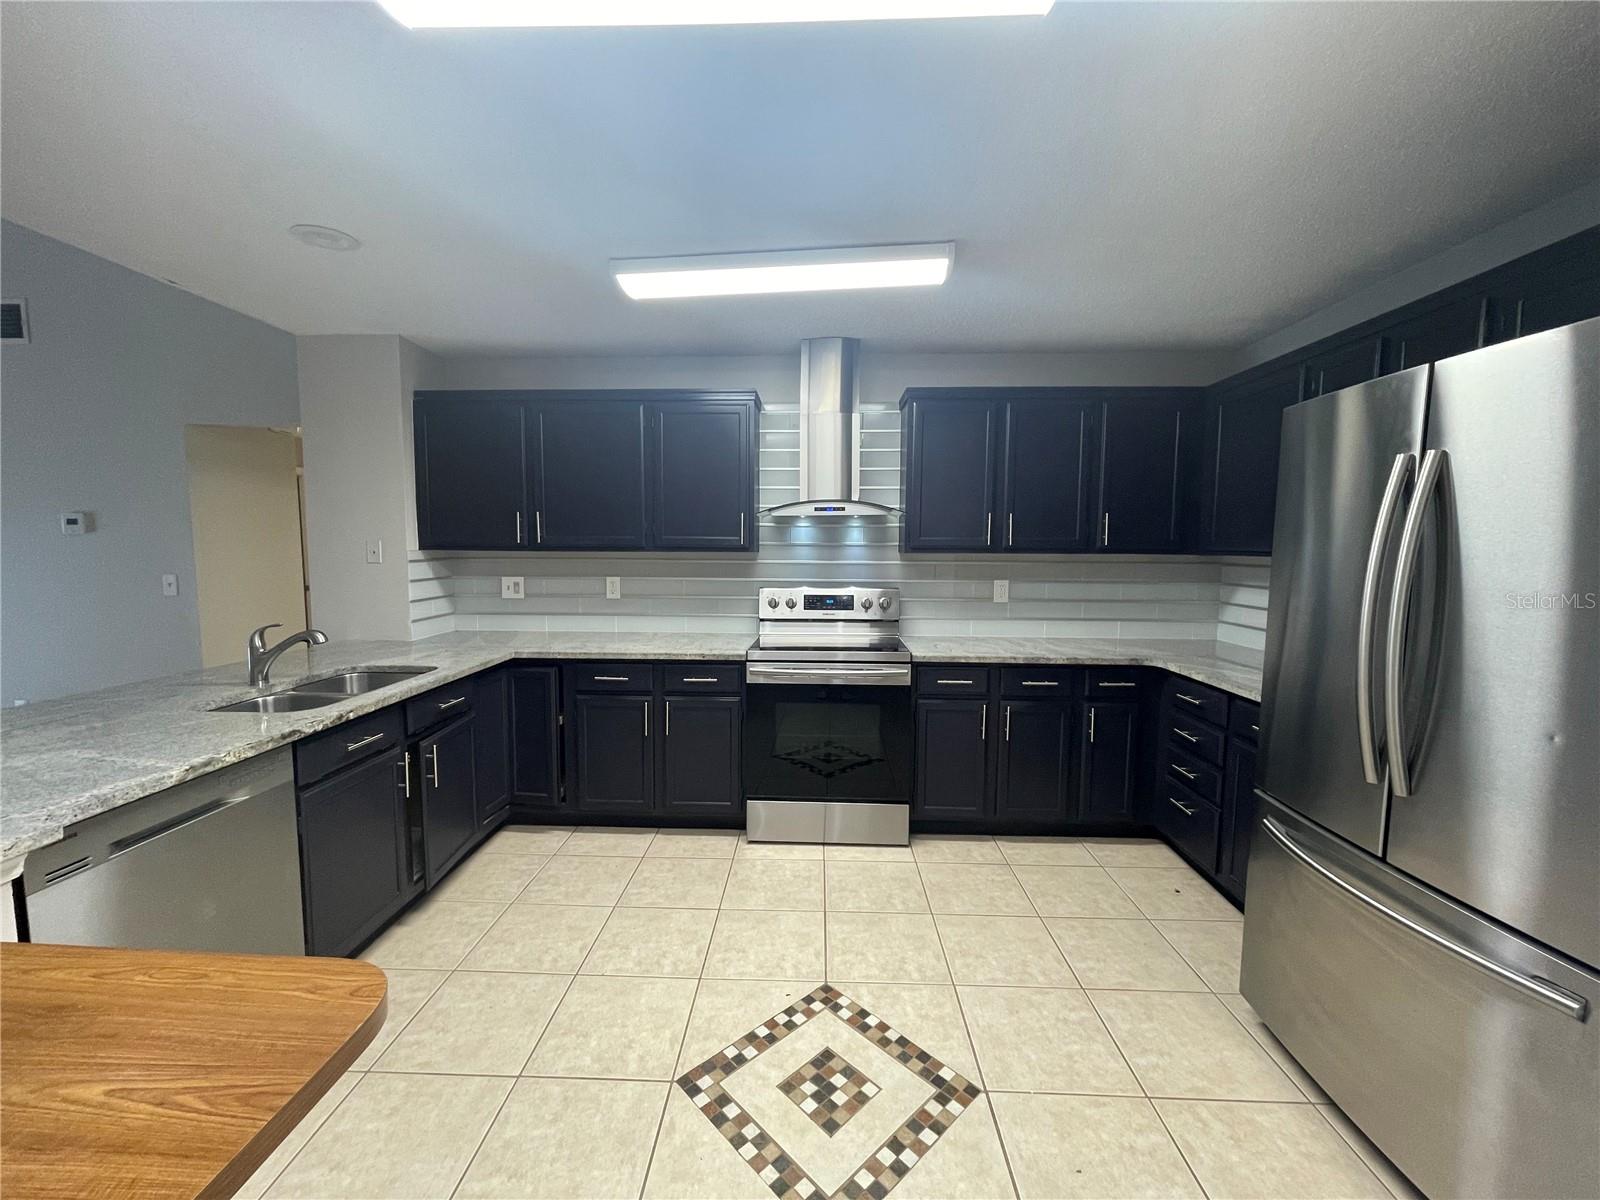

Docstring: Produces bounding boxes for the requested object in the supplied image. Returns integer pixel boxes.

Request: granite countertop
[0,630,1262,865]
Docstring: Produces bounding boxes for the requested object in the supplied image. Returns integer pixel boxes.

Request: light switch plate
[501,576,525,600]
[605,576,622,600]
[993,579,1010,603]
[162,574,179,597]
[60,511,91,535]
[365,539,383,564]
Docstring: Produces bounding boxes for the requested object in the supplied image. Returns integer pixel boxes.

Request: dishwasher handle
[108,796,245,857]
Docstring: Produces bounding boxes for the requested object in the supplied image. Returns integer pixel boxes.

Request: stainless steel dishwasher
[22,748,305,955]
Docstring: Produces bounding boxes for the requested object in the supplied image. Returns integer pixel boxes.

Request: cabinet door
[1198,365,1300,554]
[902,398,998,552]
[1078,702,1137,821]
[299,748,411,957]
[660,694,742,816]
[1002,400,1096,552]
[474,669,510,825]
[414,394,528,550]
[1218,741,1259,899]
[422,715,478,885]
[1301,336,1383,399]
[534,401,647,549]
[914,699,992,821]
[569,693,654,812]
[996,701,1073,821]
[1380,296,1486,374]
[651,400,755,551]
[509,667,561,813]
[1098,395,1192,552]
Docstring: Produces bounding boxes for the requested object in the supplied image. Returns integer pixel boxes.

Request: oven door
[743,668,913,807]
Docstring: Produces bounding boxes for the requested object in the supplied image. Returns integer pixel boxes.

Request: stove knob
[878,596,893,611]
[767,597,779,609]
[860,597,873,611]
[785,597,797,609]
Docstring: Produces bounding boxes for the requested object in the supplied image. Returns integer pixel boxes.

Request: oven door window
[744,684,913,803]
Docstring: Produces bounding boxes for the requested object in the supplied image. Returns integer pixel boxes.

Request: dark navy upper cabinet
[414,393,528,550]
[534,400,649,550]
[650,398,756,551]
[1379,295,1486,375]
[1484,231,1600,340]
[1299,336,1384,400]
[1003,400,1097,552]
[1096,393,1196,553]
[901,395,999,552]
[1195,364,1300,555]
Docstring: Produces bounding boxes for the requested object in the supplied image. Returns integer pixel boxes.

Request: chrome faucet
[247,624,328,687]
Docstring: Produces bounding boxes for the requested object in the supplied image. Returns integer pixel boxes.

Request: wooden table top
[1,942,387,1200]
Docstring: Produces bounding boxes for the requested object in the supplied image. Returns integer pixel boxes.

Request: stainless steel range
[744,586,912,845]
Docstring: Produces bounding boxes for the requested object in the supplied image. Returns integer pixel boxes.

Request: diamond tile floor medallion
[676,984,981,1200]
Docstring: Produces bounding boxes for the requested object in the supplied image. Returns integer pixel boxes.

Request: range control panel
[758,586,899,620]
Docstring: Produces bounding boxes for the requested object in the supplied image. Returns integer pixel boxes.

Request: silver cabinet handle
[665,700,670,736]
[346,732,385,753]
[1102,511,1110,546]
[516,511,523,543]
[1358,452,1414,784]
[1260,817,1587,1021]
[1020,680,1059,687]
[1173,727,1200,743]
[1096,681,1136,688]
[644,699,650,737]
[1251,724,1260,733]
[1168,796,1196,816]
[936,678,975,685]
[680,676,718,684]
[592,675,632,682]
[1007,512,1014,546]
[740,512,746,544]
[1174,765,1198,780]
[980,703,987,740]
[427,745,440,788]
[1004,705,1012,741]
[399,750,411,799]
[535,510,543,544]
[1386,448,1446,798]
[986,512,993,544]
[438,695,467,710]
[1175,693,1203,706]
[1088,705,1096,743]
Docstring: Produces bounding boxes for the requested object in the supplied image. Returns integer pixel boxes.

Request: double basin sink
[211,667,436,714]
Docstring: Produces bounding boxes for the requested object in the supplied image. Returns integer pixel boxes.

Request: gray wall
[0,221,299,704]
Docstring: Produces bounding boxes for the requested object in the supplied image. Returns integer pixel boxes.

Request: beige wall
[184,425,307,667]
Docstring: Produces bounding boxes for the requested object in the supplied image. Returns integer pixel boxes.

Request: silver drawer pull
[1168,796,1196,816]
[1174,765,1199,780]
[936,678,975,685]
[1261,817,1588,1022]
[1251,723,1260,733]
[437,695,467,710]
[346,732,386,753]
[592,675,632,682]
[1173,727,1200,743]
[1096,681,1137,688]
[1020,680,1059,687]
[680,676,719,684]
[1175,692,1204,706]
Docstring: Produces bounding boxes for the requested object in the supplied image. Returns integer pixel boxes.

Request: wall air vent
[1,300,29,344]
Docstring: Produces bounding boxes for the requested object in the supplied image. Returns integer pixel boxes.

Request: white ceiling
[3,1,1597,356]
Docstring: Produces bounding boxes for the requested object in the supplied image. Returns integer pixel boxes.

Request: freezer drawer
[1241,796,1599,1200]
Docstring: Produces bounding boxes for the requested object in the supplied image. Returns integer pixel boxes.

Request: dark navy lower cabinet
[509,667,561,815]
[421,713,479,886]
[995,700,1074,821]
[1217,740,1258,900]
[913,698,993,822]
[1077,700,1137,821]
[568,690,655,813]
[299,746,414,958]
[659,694,743,817]
[474,668,511,826]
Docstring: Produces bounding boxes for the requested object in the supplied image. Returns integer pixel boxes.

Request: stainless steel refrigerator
[1242,316,1600,1200]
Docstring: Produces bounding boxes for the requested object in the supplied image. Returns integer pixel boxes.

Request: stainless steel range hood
[764,337,898,519]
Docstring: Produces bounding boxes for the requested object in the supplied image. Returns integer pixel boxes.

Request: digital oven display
[803,594,854,611]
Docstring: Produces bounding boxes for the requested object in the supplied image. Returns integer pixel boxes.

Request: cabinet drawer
[1230,699,1261,744]
[1000,667,1076,697]
[1155,782,1221,875]
[1165,678,1229,728]
[404,682,475,733]
[662,663,741,693]
[295,708,405,788]
[1165,746,1223,805]
[916,667,991,696]
[568,663,652,692]
[1166,716,1225,767]
[1085,668,1142,696]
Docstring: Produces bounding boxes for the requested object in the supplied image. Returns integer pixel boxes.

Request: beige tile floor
[236,827,1422,1200]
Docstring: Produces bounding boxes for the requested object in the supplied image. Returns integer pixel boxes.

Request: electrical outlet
[162,573,180,597]
[365,539,383,564]
[993,579,1010,603]
[605,576,622,600]
[501,576,525,600]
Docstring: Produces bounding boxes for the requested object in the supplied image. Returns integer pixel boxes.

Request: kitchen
[1,3,1597,1199]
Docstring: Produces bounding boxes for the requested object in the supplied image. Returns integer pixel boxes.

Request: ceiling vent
[1,300,29,344]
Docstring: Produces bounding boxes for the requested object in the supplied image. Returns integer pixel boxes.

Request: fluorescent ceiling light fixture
[378,2,1053,29]
[613,244,954,300]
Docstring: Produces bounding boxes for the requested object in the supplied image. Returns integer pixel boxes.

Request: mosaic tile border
[676,983,982,1200]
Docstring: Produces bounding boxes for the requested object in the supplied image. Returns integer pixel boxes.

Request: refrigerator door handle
[1385,448,1447,797]
[1260,817,1588,1022]
[1357,452,1414,784]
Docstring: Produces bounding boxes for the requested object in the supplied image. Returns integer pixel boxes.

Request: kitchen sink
[289,667,435,695]
[212,692,345,714]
